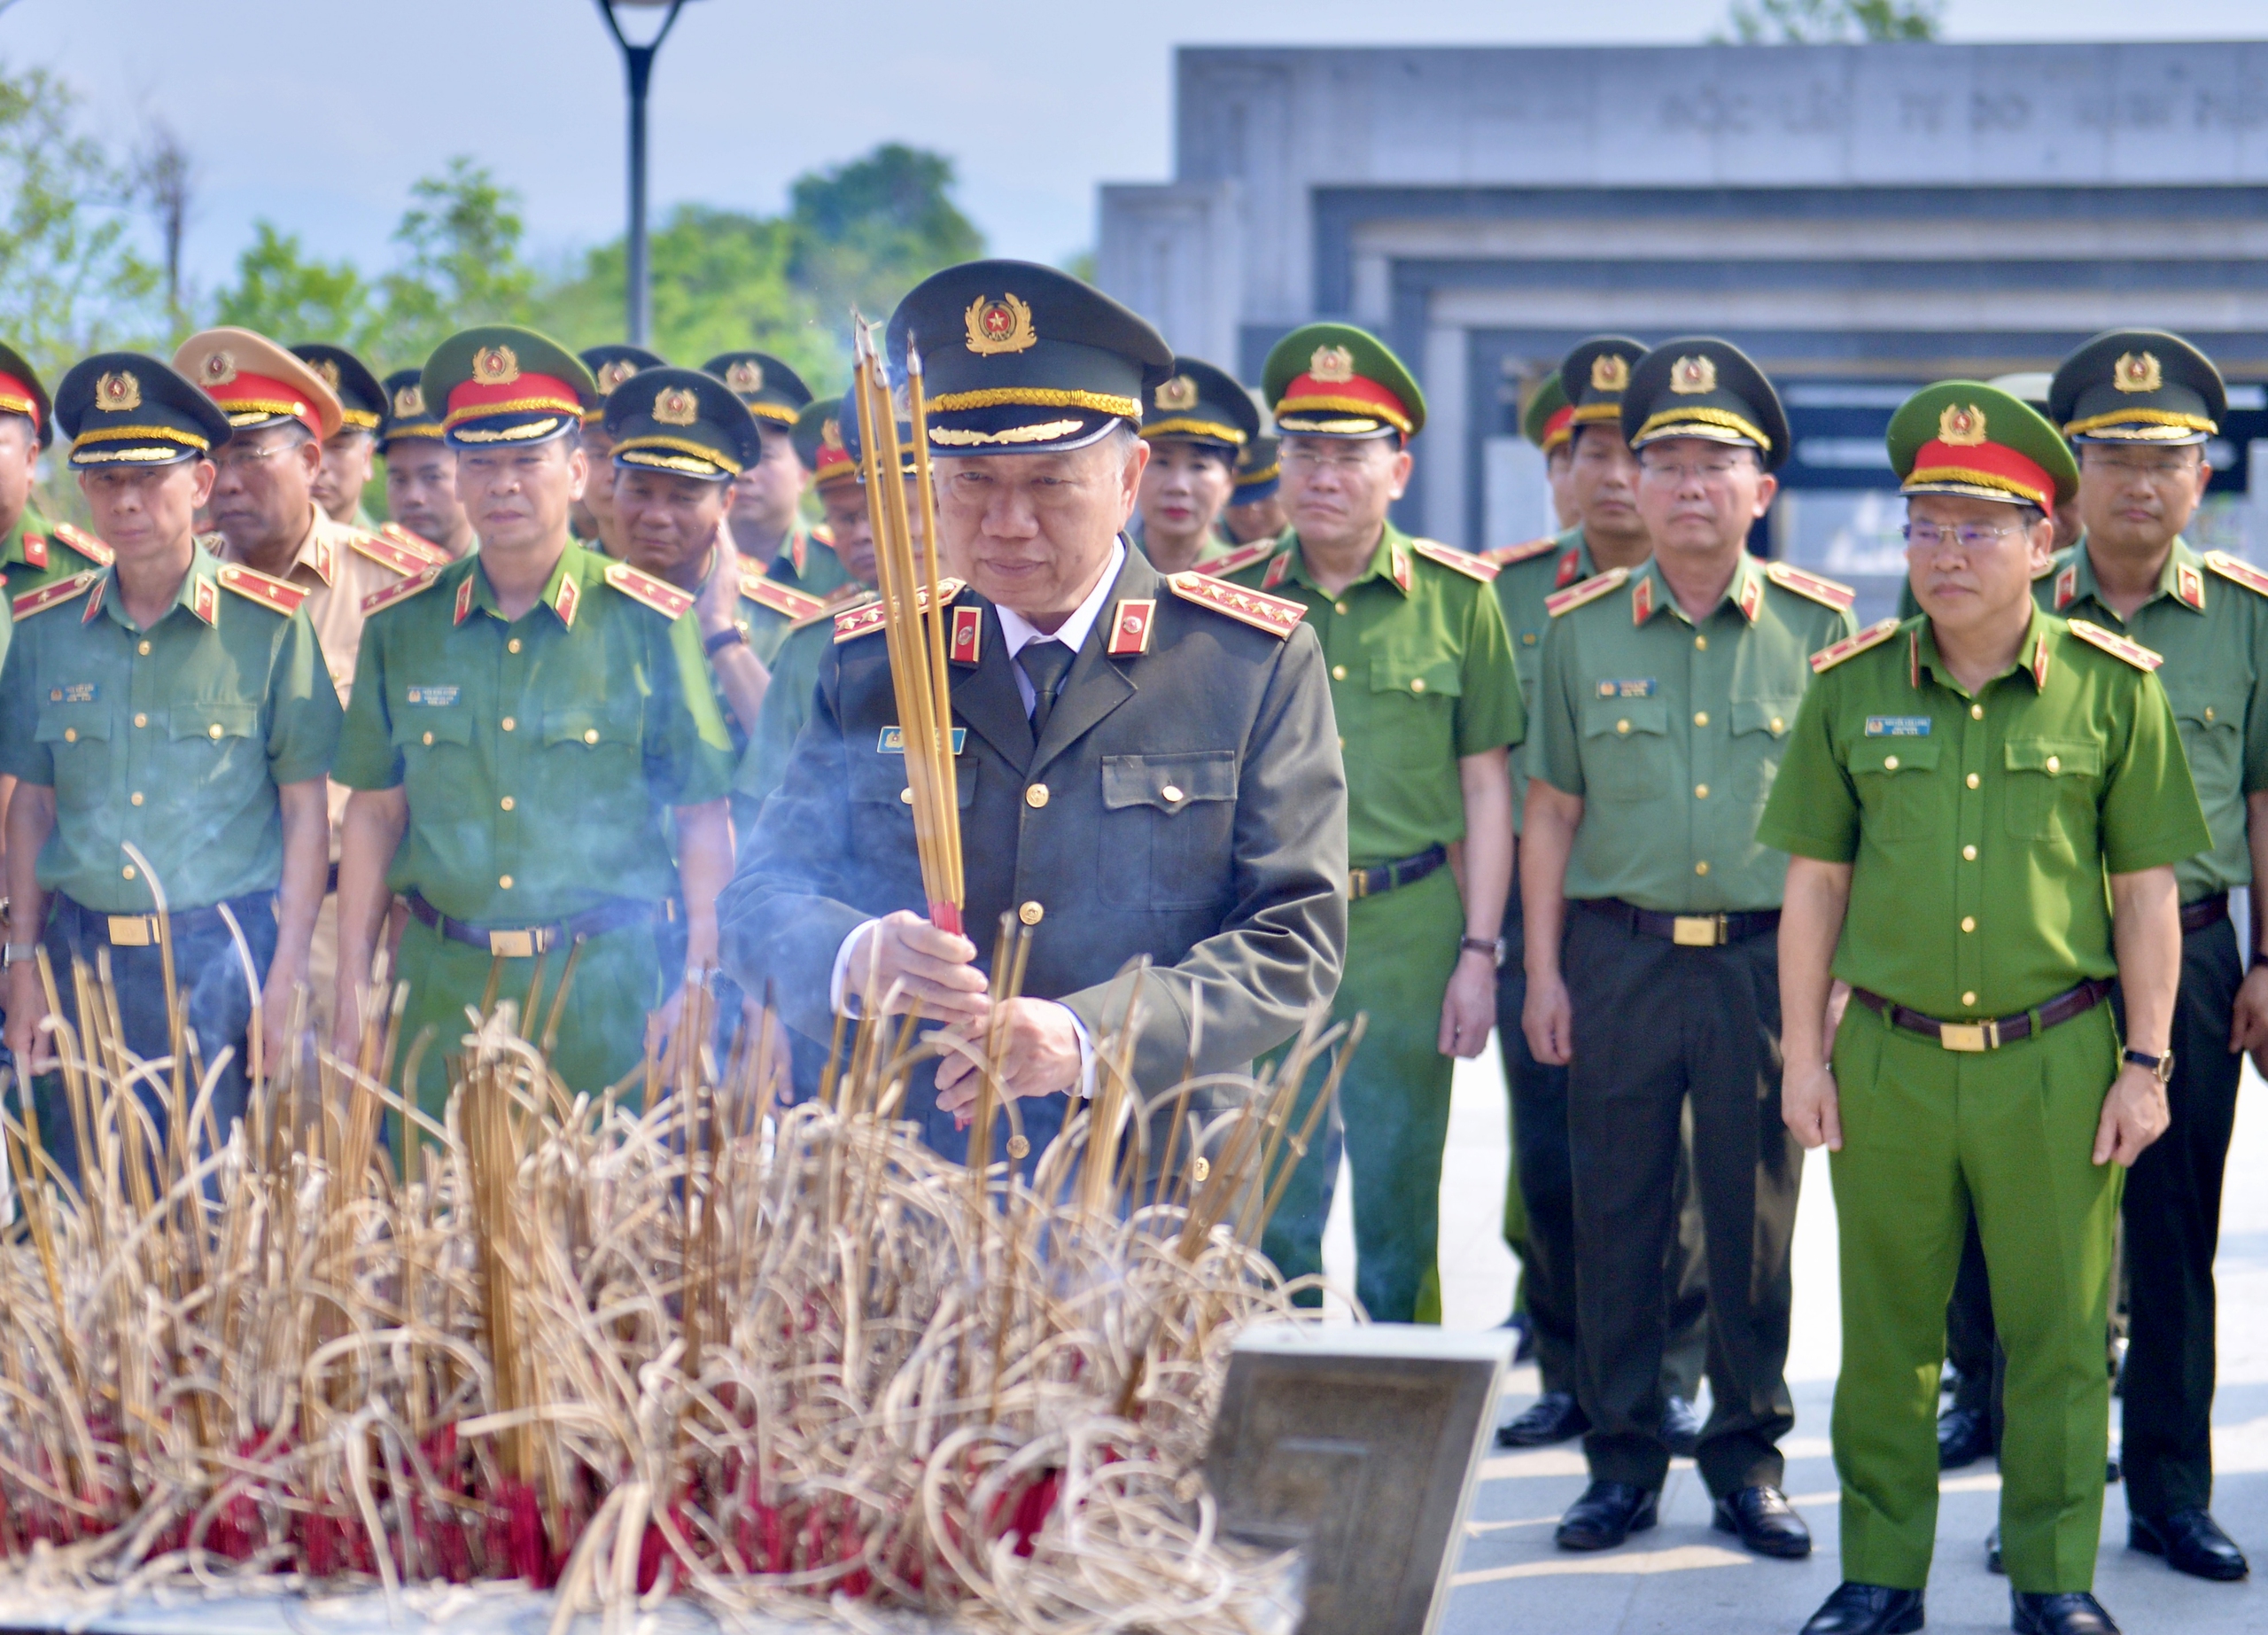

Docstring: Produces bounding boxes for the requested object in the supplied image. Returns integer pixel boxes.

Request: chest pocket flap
[1584,697,1667,739]
[2004,738,2101,778]
[1369,653,1463,699]
[35,708,112,744]
[1102,750,1238,813]
[2174,689,2244,732]
[545,705,640,748]
[1732,699,1800,739]
[850,751,979,808]
[392,708,472,749]
[1851,736,1942,775]
[169,703,258,742]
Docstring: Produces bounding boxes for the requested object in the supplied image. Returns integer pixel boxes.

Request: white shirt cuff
[1055,1001,1096,1099]
[830,919,880,1016]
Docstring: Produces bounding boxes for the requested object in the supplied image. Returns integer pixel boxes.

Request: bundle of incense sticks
[850,320,964,937]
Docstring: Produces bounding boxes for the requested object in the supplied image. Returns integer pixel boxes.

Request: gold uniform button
[899,788,913,805]
[2205,706,2217,722]
[499,875,514,890]
[1962,844,1977,860]
[500,796,515,811]
[1961,915,1976,933]
[1026,783,1049,808]
[1883,755,1899,770]
[61,727,74,743]
[501,716,516,732]
[1410,677,1425,693]
[1962,990,1977,1007]
[1617,718,1632,735]
[508,638,522,654]
[1966,773,1981,789]
[1695,783,1709,798]
[134,712,147,728]
[1018,900,1044,926]
[1331,664,1348,681]
[207,723,223,740]
[584,728,599,744]
[1694,635,1708,650]
[121,865,135,880]
[1695,860,1711,876]
[1770,716,1784,733]
[136,640,151,657]
[129,791,143,806]
[423,730,434,746]
[2045,755,2061,774]
[1006,1135,1031,1160]
[1161,783,1184,802]
[1334,601,1348,616]
[1192,1156,1212,1183]
[1971,704,1984,720]
[1694,711,1709,727]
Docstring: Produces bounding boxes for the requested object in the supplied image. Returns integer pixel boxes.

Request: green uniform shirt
[763,521,848,599]
[0,542,343,913]
[1534,553,1857,912]
[1758,608,2210,1018]
[735,599,859,825]
[1490,525,1593,834]
[1226,521,1524,865]
[2038,538,2268,902]
[334,542,736,924]
[0,510,113,672]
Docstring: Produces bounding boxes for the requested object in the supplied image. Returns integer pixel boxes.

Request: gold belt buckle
[488,928,537,959]
[1938,1020,2000,1053]
[1672,915,1724,947]
[107,914,155,947]
[1347,870,1369,900]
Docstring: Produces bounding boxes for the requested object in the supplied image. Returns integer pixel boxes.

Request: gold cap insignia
[1155,374,1199,411]
[1590,354,1631,393]
[964,292,1037,356]
[1669,354,1718,396]
[653,386,700,427]
[471,345,520,386]
[96,370,142,412]
[392,384,425,417]
[199,350,237,387]
[725,359,765,394]
[1938,402,1989,446]
[597,359,640,392]
[314,358,342,389]
[2114,351,2163,394]
[1309,345,1355,384]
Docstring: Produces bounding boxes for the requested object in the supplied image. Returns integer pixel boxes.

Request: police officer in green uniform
[0,346,115,673]
[1524,370,1579,533]
[1134,356,1260,575]
[703,351,844,599]
[1223,432,1286,547]
[2038,331,2264,1583]
[1767,380,2205,1635]
[1,353,342,1183]
[377,368,475,560]
[1230,323,1525,1327]
[330,327,737,1117]
[573,345,666,555]
[292,343,386,530]
[1526,339,1855,1558]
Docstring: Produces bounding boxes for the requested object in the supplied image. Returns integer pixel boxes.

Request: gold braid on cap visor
[742,401,800,425]
[614,434,742,477]
[1902,465,2052,510]
[71,424,211,453]
[336,408,381,431]
[1140,417,1247,445]
[1632,407,1772,453]
[926,386,1141,419]
[442,393,585,431]
[1569,401,1624,424]
[1271,392,1413,435]
[216,397,312,426]
[2062,408,2216,440]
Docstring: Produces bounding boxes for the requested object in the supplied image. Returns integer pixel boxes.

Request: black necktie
[1019,639,1075,738]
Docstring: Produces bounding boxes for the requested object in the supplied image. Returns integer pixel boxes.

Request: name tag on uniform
[878,725,967,754]
[1864,716,1931,736]
[1596,677,1656,698]
[48,682,97,705]
[405,684,460,706]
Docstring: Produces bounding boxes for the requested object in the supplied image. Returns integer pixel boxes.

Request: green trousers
[1829,996,2123,1594]
[1262,865,1463,1323]
[392,915,664,1125]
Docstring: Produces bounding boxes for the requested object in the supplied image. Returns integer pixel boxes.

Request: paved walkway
[1321,1041,2268,1634]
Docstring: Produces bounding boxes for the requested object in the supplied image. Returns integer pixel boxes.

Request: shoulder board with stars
[1808,617,1903,674]
[217,563,308,616]
[11,568,101,622]
[604,559,696,619]
[789,588,874,635]
[2205,550,2268,600]
[1480,534,1559,568]
[1205,538,1278,579]
[1166,571,1306,638]
[1545,566,1629,618]
[741,570,828,621]
[348,527,440,577]
[1410,537,1499,583]
[52,522,113,566]
[834,579,968,642]
[360,563,444,619]
[377,520,452,566]
[2066,619,2164,672]
[1764,561,1856,611]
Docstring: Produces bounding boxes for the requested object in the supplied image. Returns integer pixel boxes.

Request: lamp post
[594,0,692,346]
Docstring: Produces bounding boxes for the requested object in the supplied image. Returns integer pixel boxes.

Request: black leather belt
[1851,977,2116,1053]
[1348,843,1448,900]
[2181,892,2229,935]
[1580,897,1780,947]
[404,890,660,959]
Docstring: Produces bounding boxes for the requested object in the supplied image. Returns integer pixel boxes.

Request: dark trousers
[2120,915,2242,1518]
[1565,905,1800,1497]
[33,892,278,1190]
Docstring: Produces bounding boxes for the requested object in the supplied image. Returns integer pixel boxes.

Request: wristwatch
[3,942,37,970]
[703,624,750,656]
[2122,1047,2175,1086]
[1459,935,1507,969]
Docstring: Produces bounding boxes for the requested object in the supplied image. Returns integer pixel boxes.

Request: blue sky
[7,1,2265,300]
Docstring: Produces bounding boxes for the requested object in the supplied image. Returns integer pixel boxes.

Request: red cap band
[204,370,321,440]
[443,371,584,429]
[1542,403,1577,453]
[0,371,41,434]
[1907,437,2056,510]
[1276,370,1413,434]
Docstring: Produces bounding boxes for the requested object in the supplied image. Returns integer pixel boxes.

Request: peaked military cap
[1889,381,2078,511]
[700,350,812,431]
[2050,329,2224,446]
[792,399,857,488]
[1561,335,1646,439]
[1986,371,2053,412]
[1620,338,1790,471]
[423,326,599,448]
[55,352,232,468]
[580,344,667,424]
[1264,322,1425,440]
[175,327,343,441]
[291,343,384,432]
[0,341,51,448]
[377,367,444,449]
[1142,355,1259,452]
[1521,370,1573,455]
[888,259,1171,455]
[1233,432,1281,502]
[602,364,760,482]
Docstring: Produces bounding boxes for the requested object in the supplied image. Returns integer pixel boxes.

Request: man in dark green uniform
[2039,331,2264,1584]
[703,351,843,598]
[377,369,474,560]
[1526,339,1855,1558]
[330,328,737,1116]
[0,345,113,669]
[1,353,341,1182]
[292,343,385,530]
[1223,432,1286,547]
[1230,323,1524,1327]
[1767,379,2204,1635]
[1134,356,1259,575]
[572,345,665,555]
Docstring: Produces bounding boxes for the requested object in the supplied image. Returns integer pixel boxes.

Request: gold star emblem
[1669,354,1718,396]
[1590,354,1630,393]
[653,386,700,426]
[392,384,425,417]
[964,293,1037,356]
[1308,345,1355,384]
[2114,351,2163,394]
[598,359,640,392]
[725,359,765,395]
[96,370,142,412]
[200,350,237,387]
[1938,402,1988,446]
[471,345,520,386]
[314,358,342,390]
[1154,374,1199,411]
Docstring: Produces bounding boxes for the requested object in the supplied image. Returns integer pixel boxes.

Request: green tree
[373,157,540,370]
[1721,0,1941,42]
[787,144,984,339]
[212,221,374,347]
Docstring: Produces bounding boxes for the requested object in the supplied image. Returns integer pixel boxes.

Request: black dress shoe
[2130,1508,2249,1581]
[2010,1591,2119,1635]
[1712,1483,1812,1558]
[1985,1524,2003,1574]
[1496,1390,1588,1448]
[1555,1481,1658,1551]
[1663,1393,1702,1458]
[1937,1405,1993,1469]
[1799,1582,1924,1635]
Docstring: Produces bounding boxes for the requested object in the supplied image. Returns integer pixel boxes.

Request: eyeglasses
[2078,450,2203,481]
[211,445,285,474]
[1902,521,2022,550]
[1637,456,1751,484]
[1279,448,1382,475]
